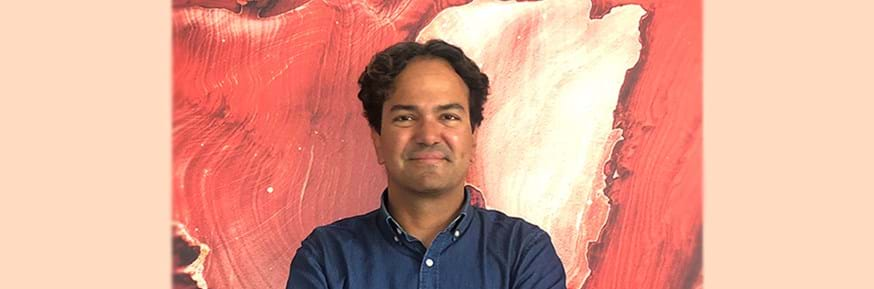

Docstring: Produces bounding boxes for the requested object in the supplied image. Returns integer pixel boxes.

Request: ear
[370,128,385,165]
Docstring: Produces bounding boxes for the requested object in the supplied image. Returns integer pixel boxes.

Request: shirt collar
[378,185,474,243]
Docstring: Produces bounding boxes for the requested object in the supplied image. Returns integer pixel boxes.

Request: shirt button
[393,236,399,242]
[454,230,461,238]
[425,258,434,267]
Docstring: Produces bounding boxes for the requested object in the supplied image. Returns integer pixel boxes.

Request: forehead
[386,57,470,107]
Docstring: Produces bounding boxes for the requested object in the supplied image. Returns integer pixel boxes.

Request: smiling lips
[408,152,448,162]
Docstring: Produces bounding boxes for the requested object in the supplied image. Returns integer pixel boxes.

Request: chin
[388,168,465,196]
[413,176,468,196]
[409,180,450,195]
[395,175,449,195]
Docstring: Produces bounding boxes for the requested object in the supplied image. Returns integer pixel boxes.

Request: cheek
[382,133,411,159]
[446,133,475,156]
[389,143,406,159]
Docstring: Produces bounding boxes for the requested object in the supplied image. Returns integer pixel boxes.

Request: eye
[393,114,416,122]
[441,113,462,121]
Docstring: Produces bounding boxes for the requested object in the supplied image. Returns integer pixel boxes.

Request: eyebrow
[389,104,418,112]
[389,103,466,113]
[436,103,466,112]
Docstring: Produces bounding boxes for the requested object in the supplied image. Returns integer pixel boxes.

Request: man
[286,39,566,289]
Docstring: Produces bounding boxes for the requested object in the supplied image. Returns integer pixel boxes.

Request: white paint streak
[174,222,211,289]
[297,144,315,225]
[418,0,645,287]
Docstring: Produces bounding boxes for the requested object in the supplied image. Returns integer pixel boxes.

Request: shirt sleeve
[285,235,329,289]
[512,230,567,289]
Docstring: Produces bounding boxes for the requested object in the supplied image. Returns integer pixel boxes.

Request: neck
[386,183,465,248]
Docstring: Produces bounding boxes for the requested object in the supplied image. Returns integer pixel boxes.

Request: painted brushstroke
[173,1,474,288]
[173,222,210,289]
[416,0,644,286]
[583,1,702,289]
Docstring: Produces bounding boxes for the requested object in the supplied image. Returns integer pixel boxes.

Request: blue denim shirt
[286,186,566,289]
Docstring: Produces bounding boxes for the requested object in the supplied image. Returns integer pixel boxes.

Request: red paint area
[172,0,700,288]
[585,1,702,289]
[173,1,475,288]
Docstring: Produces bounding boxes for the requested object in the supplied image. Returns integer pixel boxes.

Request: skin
[370,56,477,248]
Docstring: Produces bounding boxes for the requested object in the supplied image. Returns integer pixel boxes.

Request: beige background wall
[1,1,872,288]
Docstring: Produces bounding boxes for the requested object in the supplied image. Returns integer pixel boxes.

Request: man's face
[371,57,476,196]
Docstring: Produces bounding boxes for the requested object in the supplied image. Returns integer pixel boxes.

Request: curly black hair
[357,39,490,134]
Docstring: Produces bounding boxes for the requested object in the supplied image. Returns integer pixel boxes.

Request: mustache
[405,145,453,161]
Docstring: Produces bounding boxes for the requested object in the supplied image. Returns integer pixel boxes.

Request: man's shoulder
[472,207,558,260]
[303,209,380,244]
[472,206,549,238]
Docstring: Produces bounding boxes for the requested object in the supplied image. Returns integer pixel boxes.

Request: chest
[331,254,513,289]
[326,237,517,289]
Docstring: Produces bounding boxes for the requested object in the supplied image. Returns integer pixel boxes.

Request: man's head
[357,39,490,196]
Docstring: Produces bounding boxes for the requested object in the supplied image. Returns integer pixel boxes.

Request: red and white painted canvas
[171,0,701,288]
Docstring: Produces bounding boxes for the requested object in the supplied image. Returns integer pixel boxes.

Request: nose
[413,116,442,146]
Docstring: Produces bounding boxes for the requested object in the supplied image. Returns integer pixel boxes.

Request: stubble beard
[391,161,467,198]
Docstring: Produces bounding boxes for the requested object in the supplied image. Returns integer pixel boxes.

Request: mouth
[408,152,448,163]
[409,157,446,164]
